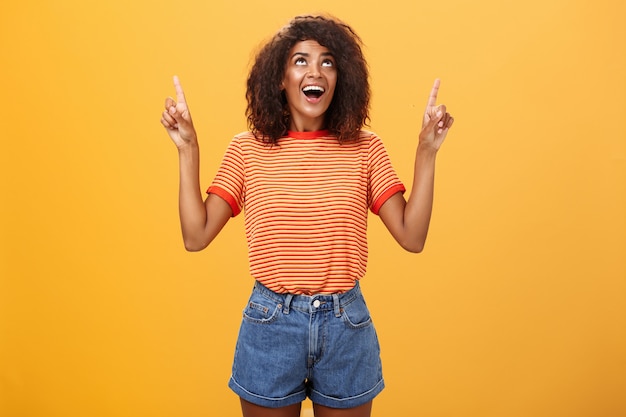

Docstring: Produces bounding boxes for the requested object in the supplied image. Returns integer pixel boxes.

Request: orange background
[1,0,625,416]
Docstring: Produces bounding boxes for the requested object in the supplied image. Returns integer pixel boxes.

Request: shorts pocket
[341,297,373,329]
[242,294,281,324]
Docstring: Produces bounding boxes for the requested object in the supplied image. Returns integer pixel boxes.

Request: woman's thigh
[313,401,372,417]
[240,398,302,417]
[239,399,373,417]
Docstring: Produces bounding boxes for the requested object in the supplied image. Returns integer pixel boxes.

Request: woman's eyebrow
[291,52,334,58]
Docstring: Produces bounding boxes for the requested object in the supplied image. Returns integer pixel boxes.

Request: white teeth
[302,85,325,93]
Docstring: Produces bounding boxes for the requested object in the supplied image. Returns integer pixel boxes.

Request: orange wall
[1,1,625,416]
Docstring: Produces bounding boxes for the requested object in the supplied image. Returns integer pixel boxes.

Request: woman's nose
[306,66,321,78]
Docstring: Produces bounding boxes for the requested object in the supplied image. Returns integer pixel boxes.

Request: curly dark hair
[246,15,370,143]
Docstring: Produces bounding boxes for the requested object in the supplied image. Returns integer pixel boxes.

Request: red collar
[286,130,330,139]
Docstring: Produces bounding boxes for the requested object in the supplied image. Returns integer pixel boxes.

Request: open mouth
[302,85,325,99]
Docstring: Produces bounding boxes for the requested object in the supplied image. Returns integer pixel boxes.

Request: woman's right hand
[161,76,198,149]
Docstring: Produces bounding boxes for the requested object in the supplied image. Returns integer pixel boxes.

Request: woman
[160,14,454,417]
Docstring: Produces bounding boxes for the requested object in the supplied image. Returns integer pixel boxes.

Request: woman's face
[281,40,337,132]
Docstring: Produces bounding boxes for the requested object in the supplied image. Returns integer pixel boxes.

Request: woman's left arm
[378,79,454,253]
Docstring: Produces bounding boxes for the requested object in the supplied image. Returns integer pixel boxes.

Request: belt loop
[332,294,341,318]
[283,294,293,314]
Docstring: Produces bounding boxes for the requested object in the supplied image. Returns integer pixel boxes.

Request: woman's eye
[322,60,334,67]
[295,58,306,65]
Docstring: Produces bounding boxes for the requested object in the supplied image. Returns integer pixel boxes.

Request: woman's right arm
[161,76,232,251]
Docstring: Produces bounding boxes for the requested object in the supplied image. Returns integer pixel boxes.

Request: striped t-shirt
[207,130,405,294]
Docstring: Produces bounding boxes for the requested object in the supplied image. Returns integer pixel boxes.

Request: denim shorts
[228,280,384,409]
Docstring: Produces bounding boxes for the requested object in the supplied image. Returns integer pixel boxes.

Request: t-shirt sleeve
[206,137,245,217]
[368,134,406,215]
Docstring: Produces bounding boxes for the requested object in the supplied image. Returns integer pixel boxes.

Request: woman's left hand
[419,79,454,151]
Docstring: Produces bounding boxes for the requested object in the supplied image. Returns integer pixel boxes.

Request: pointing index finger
[173,75,187,104]
[427,78,441,107]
